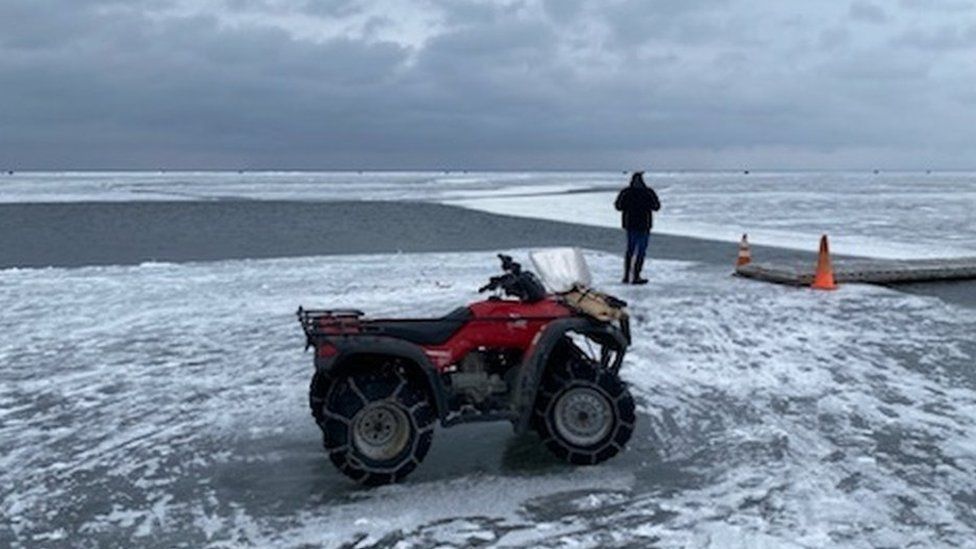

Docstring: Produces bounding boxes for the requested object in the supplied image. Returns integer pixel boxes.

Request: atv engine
[448,349,520,405]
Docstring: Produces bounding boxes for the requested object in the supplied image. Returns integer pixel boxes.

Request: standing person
[614,171,661,284]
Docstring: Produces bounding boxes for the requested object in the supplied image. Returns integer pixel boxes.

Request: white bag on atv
[530,248,627,322]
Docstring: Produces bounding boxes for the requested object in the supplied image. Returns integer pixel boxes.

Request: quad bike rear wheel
[533,349,635,465]
[312,368,434,486]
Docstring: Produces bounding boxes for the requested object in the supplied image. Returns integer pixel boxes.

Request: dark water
[0,200,812,268]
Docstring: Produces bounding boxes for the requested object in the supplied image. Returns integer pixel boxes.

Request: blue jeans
[626,230,649,261]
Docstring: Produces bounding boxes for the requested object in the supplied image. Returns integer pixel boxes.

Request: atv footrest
[442,410,519,427]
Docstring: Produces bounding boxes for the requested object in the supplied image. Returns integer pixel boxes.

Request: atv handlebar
[478,273,516,294]
[478,254,522,293]
[479,255,547,302]
[498,254,521,274]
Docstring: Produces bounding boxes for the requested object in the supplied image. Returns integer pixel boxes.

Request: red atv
[298,252,636,485]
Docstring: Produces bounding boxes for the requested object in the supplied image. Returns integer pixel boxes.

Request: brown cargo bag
[559,284,628,322]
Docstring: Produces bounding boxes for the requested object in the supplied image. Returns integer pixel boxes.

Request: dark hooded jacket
[614,175,661,231]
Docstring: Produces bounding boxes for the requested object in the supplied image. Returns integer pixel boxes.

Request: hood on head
[629,171,647,188]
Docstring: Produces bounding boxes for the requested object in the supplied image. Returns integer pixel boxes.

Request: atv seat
[369,307,472,346]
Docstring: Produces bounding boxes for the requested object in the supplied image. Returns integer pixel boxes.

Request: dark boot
[632,257,648,285]
[622,253,632,283]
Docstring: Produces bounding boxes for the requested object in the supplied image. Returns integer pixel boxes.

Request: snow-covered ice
[2,251,976,547]
[445,172,976,260]
[0,171,597,203]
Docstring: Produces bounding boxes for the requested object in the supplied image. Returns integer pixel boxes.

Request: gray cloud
[849,1,887,24]
[899,0,974,12]
[894,24,976,50]
[1,0,975,169]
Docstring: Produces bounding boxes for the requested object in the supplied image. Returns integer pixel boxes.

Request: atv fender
[512,318,629,434]
[314,336,450,422]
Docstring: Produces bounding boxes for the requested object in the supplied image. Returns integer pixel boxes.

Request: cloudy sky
[1,0,975,170]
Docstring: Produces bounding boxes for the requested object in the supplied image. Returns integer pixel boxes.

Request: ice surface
[2,171,975,259]
[2,250,976,547]
[0,171,606,203]
[446,172,976,260]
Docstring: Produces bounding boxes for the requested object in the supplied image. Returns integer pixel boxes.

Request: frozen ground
[444,172,976,260]
[2,171,975,259]
[0,171,591,203]
[2,251,976,547]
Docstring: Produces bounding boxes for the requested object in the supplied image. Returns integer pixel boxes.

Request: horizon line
[3,168,972,174]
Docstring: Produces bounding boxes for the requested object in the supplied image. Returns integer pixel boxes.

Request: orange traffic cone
[812,235,837,290]
[736,234,751,267]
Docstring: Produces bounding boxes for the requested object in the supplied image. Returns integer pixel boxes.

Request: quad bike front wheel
[532,350,635,465]
[313,369,435,486]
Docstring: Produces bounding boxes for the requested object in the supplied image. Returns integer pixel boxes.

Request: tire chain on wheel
[311,368,435,486]
[532,350,635,465]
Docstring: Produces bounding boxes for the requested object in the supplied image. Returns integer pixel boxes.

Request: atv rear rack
[297,307,366,338]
